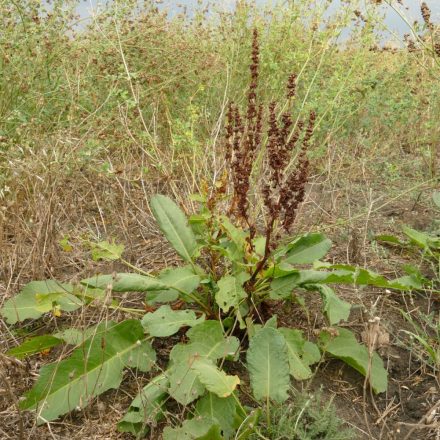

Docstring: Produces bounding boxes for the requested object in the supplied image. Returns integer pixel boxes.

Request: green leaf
[167,351,206,405]
[320,328,387,394]
[307,284,351,325]
[90,240,124,261]
[141,305,204,337]
[54,325,100,346]
[1,280,83,324]
[247,327,290,403]
[278,328,313,380]
[20,320,156,423]
[167,321,239,405]
[402,226,431,250]
[216,274,248,313]
[81,273,165,292]
[195,393,237,439]
[117,374,168,436]
[146,266,200,304]
[163,417,223,440]
[150,194,198,262]
[6,335,63,359]
[375,234,405,246]
[191,358,240,398]
[281,233,332,265]
[302,341,321,365]
[186,321,240,360]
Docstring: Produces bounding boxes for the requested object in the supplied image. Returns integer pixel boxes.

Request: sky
[73,0,440,42]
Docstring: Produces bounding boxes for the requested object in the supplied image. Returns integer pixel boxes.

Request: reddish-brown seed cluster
[404,34,417,53]
[421,2,433,30]
[223,29,315,279]
[226,29,263,231]
[435,42,440,57]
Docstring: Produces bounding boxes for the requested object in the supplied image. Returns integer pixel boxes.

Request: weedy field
[0,1,439,439]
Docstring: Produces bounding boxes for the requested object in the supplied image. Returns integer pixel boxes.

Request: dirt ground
[1,147,439,439]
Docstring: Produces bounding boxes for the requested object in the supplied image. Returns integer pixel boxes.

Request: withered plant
[224,28,316,285]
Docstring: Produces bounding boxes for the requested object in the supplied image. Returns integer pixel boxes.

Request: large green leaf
[195,393,237,440]
[246,327,290,403]
[7,335,63,359]
[306,284,351,325]
[216,274,248,313]
[146,266,200,304]
[1,280,83,324]
[20,320,156,423]
[163,417,223,440]
[167,321,239,405]
[280,233,332,265]
[150,194,198,262]
[278,328,316,380]
[141,305,204,337]
[167,349,206,405]
[191,358,240,398]
[186,321,240,359]
[117,374,168,437]
[320,328,387,394]
[81,273,165,292]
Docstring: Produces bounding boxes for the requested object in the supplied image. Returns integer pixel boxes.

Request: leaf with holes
[141,305,204,337]
[216,274,248,313]
[20,320,156,423]
[81,273,165,292]
[246,327,290,403]
[1,280,83,324]
[150,194,198,262]
[195,393,238,440]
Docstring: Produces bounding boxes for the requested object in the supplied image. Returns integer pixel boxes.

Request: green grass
[250,390,355,440]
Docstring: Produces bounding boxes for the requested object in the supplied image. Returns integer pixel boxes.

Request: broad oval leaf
[216,274,248,313]
[246,327,290,403]
[81,273,165,292]
[320,328,387,394]
[146,266,200,305]
[186,320,240,360]
[20,320,156,423]
[142,305,204,337]
[7,335,63,359]
[163,417,223,440]
[195,393,237,440]
[191,358,240,398]
[150,194,198,262]
[167,345,205,405]
[306,284,351,325]
[1,280,83,324]
[433,191,440,209]
[278,328,313,380]
[281,233,332,265]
